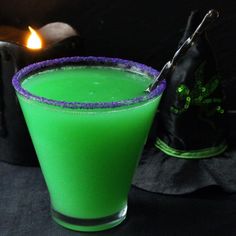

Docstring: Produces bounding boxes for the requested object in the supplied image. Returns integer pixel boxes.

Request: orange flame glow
[26,26,42,49]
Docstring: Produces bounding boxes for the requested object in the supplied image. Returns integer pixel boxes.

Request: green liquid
[18,66,161,231]
[22,66,151,102]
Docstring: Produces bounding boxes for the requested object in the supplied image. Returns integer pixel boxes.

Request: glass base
[51,205,127,232]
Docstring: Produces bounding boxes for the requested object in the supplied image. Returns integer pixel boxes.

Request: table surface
[0,161,236,236]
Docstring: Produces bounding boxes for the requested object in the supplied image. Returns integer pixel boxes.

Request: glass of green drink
[12,56,165,232]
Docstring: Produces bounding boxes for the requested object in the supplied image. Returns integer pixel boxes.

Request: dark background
[1,1,236,235]
[0,0,235,108]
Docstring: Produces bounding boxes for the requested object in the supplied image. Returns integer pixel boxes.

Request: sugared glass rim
[12,56,166,109]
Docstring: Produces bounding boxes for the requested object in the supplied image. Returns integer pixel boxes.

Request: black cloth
[133,146,236,194]
[0,161,236,236]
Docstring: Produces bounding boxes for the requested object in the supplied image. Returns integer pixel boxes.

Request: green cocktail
[12,57,165,232]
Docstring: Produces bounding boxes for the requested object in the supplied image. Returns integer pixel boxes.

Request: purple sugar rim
[12,56,166,109]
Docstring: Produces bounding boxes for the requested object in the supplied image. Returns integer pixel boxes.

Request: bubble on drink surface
[93,81,100,85]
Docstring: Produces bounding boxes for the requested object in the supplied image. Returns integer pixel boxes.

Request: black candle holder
[0,23,84,166]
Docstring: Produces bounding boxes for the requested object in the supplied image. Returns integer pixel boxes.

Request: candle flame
[26,26,42,49]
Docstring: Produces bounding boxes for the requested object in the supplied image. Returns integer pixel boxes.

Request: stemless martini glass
[12,56,165,232]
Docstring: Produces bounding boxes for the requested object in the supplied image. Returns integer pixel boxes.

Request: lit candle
[0,23,83,166]
[26,26,43,50]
